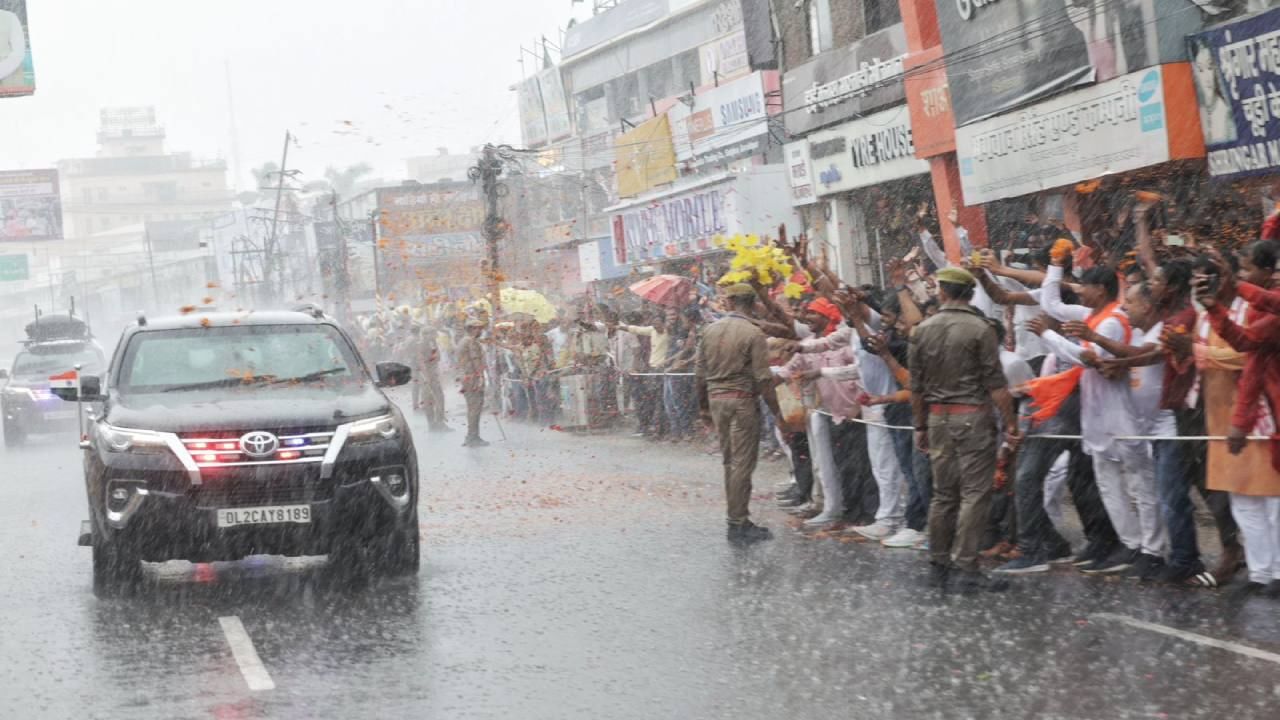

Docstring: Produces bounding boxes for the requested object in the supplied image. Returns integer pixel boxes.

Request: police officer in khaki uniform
[458,317,489,448]
[695,283,782,544]
[415,324,451,433]
[908,267,1019,590]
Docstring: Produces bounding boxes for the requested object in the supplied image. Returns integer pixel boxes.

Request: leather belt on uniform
[710,390,755,400]
[929,403,985,415]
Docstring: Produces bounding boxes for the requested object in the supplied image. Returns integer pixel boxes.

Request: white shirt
[920,228,1003,321]
[998,280,1050,359]
[1039,265,1139,458]
[0,11,26,83]
[855,309,899,396]
[1000,349,1036,394]
[546,326,568,355]
[1130,322,1176,437]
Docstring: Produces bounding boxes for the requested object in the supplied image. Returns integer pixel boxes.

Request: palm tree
[323,163,374,198]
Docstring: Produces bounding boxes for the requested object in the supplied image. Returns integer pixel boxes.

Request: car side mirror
[375,362,411,388]
[52,374,104,402]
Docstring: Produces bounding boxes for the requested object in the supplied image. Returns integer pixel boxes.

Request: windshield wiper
[161,375,277,392]
[267,368,347,385]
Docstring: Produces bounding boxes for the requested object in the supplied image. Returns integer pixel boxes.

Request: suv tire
[3,418,25,448]
[374,509,420,577]
[327,510,420,584]
[92,536,143,598]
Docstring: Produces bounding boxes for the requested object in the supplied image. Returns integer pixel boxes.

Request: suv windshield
[117,324,364,394]
[12,346,104,377]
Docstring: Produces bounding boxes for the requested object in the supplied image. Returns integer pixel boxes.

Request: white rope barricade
[622,371,1273,443]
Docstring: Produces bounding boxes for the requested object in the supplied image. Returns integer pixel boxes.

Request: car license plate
[216,505,311,528]
[43,410,77,421]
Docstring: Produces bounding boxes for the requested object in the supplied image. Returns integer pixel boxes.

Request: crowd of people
[690,197,1280,597]
[350,192,1280,599]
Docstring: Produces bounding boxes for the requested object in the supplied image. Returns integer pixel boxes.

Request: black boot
[727,521,773,545]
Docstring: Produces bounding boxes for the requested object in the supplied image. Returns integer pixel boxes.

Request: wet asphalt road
[2,390,1280,719]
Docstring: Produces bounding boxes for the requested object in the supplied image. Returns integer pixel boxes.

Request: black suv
[2,316,106,447]
[57,309,419,595]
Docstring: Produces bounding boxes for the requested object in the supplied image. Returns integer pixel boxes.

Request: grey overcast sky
[0,0,589,189]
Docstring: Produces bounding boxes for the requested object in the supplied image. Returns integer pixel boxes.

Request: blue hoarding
[1190,7,1280,179]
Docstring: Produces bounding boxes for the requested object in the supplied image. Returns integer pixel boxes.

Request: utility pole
[368,210,382,300]
[469,144,513,315]
[224,59,244,193]
[143,224,159,309]
[331,192,351,322]
[264,130,291,304]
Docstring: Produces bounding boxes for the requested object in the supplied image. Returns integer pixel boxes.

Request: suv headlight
[347,414,399,443]
[99,423,170,453]
[3,386,39,401]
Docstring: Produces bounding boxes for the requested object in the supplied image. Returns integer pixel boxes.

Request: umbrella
[499,288,557,323]
[629,274,693,308]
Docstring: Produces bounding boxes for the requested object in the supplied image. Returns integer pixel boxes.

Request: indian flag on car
[48,369,78,389]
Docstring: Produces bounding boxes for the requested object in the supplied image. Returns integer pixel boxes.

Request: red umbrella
[629,274,694,308]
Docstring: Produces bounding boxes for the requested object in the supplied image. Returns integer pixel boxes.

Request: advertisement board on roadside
[0,169,61,241]
[0,1,35,98]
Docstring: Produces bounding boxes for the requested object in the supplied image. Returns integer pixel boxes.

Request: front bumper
[117,478,406,562]
[91,434,416,562]
[3,397,81,434]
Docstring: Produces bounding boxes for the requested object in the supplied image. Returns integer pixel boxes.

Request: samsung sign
[669,71,777,165]
[804,105,929,197]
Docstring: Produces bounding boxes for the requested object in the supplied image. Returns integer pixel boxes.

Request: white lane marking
[1093,613,1280,665]
[218,616,276,691]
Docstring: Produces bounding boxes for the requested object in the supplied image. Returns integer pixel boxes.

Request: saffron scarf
[1024,301,1131,424]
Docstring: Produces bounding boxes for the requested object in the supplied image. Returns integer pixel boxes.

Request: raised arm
[918,229,949,270]
[1133,203,1160,279]
[1206,305,1280,353]
[753,282,794,329]
[1238,281,1280,316]
[990,263,1047,287]
[1040,264,1091,322]
[976,268,1039,306]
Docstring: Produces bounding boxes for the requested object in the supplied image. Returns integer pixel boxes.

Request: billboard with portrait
[1188,6,1280,179]
[0,0,35,97]
[936,0,1274,128]
[0,169,61,241]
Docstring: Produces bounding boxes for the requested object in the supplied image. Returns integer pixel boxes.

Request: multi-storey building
[514,0,796,294]
[57,107,232,239]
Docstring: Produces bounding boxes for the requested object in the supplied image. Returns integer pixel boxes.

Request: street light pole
[264,130,291,304]
[470,144,512,315]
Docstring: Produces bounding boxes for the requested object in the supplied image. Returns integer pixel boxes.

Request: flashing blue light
[283,438,308,447]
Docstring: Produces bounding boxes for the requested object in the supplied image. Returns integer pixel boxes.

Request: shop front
[900,0,1251,258]
[952,63,1210,259]
[798,105,931,286]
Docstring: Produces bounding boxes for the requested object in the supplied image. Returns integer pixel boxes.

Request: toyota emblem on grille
[239,431,279,458]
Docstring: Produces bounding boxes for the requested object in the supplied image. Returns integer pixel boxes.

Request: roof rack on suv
[24,301,91,345]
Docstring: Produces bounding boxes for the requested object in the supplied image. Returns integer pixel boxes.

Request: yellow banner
[614,115,678,198]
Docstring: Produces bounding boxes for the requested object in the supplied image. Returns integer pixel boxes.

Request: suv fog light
[368,467,411,510]
[104,480,149,527]
[108,487,131,511]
